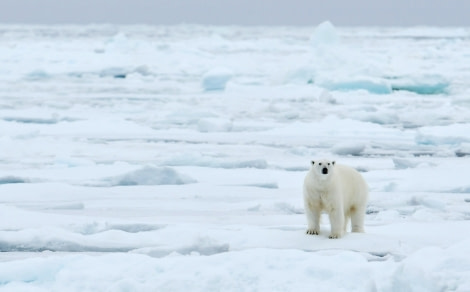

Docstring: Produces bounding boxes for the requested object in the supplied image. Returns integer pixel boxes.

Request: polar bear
[303,159,368,239]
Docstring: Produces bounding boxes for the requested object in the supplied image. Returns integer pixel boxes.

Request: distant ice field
[0,23,470,291]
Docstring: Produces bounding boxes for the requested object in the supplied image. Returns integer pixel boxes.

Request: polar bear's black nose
[322,167,328,174]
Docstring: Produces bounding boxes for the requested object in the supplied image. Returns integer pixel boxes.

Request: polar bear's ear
[332,161,336,165]
[311,160,315,165]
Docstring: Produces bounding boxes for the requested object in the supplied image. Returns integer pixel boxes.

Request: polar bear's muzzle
[322,167,328,174]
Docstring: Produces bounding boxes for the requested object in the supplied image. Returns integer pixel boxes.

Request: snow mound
[202,67,233,91]
[0,249,384,292]
[390,240,470,291]
[107,166,196,186]
[133,236,230,258]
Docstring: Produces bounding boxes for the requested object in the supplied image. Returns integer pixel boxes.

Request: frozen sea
[0,22,470,291]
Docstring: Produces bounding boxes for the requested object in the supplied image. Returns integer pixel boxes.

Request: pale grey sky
[1,0,469,26]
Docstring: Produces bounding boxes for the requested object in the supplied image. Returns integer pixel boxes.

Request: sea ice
[0,23,469,291]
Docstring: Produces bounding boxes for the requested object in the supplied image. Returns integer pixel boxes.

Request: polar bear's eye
[319,163,322,166]
[328,163,330,166]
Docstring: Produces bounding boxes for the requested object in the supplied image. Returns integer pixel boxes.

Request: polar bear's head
[311,159,336,178]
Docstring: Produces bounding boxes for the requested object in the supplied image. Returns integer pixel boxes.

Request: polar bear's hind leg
[350,205,366,233]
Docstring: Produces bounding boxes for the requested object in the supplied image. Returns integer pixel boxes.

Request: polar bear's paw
[328,233,341,239]
[306,228,319,235]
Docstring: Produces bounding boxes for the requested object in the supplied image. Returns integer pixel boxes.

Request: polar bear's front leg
[328,208,344,239]
[305,205,320,235]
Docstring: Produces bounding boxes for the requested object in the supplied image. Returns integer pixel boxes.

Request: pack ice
[0,21,470,291]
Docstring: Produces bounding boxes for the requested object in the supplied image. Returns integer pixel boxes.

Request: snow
[0,22,470,291]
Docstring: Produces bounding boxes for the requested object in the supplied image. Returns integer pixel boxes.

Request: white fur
[303,159,368,239]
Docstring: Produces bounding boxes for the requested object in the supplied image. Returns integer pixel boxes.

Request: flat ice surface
[0,23,470,291]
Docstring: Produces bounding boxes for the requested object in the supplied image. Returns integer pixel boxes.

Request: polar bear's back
[334,164,368,203]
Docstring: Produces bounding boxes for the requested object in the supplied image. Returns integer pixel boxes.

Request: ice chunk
[164,154,268,169]
[53,156,96,168]
[332,142,366,156]
[99,66,152,79]
[100,67,128,78]
[104,32,135,52]
[24,69,51,81]
[0,229,135,252]
[319,77,392,94]
[285,66,315,84]
[393,158,419,169]
[416,123,470,145]
[108,166,196,186]
[382,182,398,192]
[274,202,303,214]
[311,21,340,46]
[353,110,399,126]
[234,160,268,169]
[4,116,59,124]
[134,65,151,76]
[72,222,165,235]
[0,176,28,184]
[202,67,233,91]
[247,182,278,189]
[318,90,336,104]
[455,143,470,157]
[47,202,85,210]
[408,196,445,210]
[197,118,233,133]
[390,75,449,95]
[392,158,435,169]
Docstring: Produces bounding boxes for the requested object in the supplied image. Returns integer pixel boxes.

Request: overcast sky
[1,0,469,26]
